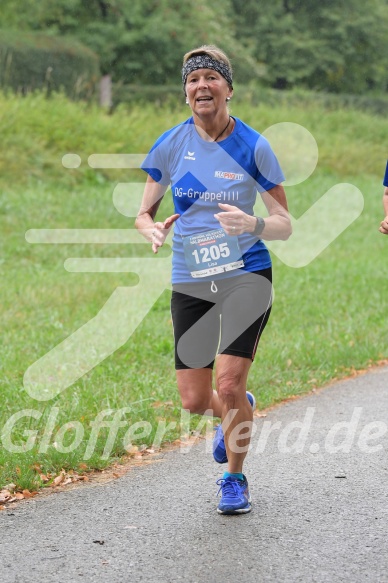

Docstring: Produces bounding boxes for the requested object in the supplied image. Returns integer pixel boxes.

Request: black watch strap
[253,216,265,237]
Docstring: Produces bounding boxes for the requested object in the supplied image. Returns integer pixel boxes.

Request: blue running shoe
[216,475,252,514]
[213,391,256,464]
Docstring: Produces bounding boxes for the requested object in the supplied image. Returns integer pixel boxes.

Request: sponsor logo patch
[214,170,244,181]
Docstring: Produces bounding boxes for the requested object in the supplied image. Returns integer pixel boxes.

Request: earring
[185,99,189,105]
[226,97,231,102]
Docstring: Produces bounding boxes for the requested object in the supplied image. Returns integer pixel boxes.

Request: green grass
[0,91,387,491]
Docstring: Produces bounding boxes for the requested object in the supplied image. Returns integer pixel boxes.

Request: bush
[0,29,100,99]
[112,83,388,117]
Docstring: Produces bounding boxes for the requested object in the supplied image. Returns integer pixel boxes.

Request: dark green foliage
[0,0,259,85]
[230,0,388,93]
[0,29,100,98]
[112,84,182,108]
[0,0,387,93]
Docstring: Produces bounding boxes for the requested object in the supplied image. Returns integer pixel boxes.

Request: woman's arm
[257,184,292,241]
[214,184,292,241]
[135,175,179,253]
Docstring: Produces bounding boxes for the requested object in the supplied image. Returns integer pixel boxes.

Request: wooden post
[99,74,112,108]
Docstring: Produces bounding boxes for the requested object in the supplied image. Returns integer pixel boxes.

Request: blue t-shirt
[142,117,285,283]
[384,161,388,187]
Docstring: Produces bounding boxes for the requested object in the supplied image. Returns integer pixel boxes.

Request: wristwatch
[253,216,265,237]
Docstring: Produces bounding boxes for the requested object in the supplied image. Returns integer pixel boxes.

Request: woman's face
[185,68,233,117]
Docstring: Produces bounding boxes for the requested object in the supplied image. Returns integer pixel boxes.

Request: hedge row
[0,30,100,99]
[112,83,388,117]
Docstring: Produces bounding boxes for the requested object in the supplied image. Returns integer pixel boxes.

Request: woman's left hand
[214,203,255,236]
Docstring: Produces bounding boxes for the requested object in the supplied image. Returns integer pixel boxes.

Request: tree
[0,0,260,84]
[1,0,387,92]
[230,0,388,93]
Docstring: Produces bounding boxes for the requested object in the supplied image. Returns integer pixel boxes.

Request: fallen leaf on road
[0,490,12,501]
[22,490,34,498]
[53,472,65,486]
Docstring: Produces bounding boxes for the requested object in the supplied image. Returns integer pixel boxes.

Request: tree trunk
[99,74,112,108]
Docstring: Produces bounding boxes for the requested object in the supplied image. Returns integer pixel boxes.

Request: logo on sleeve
[214,170,244,181]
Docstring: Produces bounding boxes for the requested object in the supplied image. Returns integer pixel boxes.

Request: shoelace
[216,478,243,497]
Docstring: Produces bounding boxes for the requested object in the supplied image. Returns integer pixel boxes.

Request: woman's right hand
[152,213,180,253]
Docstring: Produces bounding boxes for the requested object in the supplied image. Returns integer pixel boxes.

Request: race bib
[183,228,244,278]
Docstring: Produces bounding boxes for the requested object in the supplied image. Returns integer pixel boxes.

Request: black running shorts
[171,268,272,370]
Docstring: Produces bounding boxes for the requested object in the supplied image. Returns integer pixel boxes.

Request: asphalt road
[1,366,388,583]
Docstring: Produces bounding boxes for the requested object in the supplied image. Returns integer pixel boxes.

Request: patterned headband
[182,55,233,88]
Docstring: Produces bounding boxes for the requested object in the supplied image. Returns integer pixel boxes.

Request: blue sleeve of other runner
[383,161,388,187]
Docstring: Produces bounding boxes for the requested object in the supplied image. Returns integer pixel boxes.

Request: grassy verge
[0,92,387,492]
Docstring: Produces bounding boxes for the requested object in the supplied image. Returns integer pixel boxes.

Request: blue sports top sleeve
[254,134,284,192]
[141,125,182,186]
[384,161,388,187]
